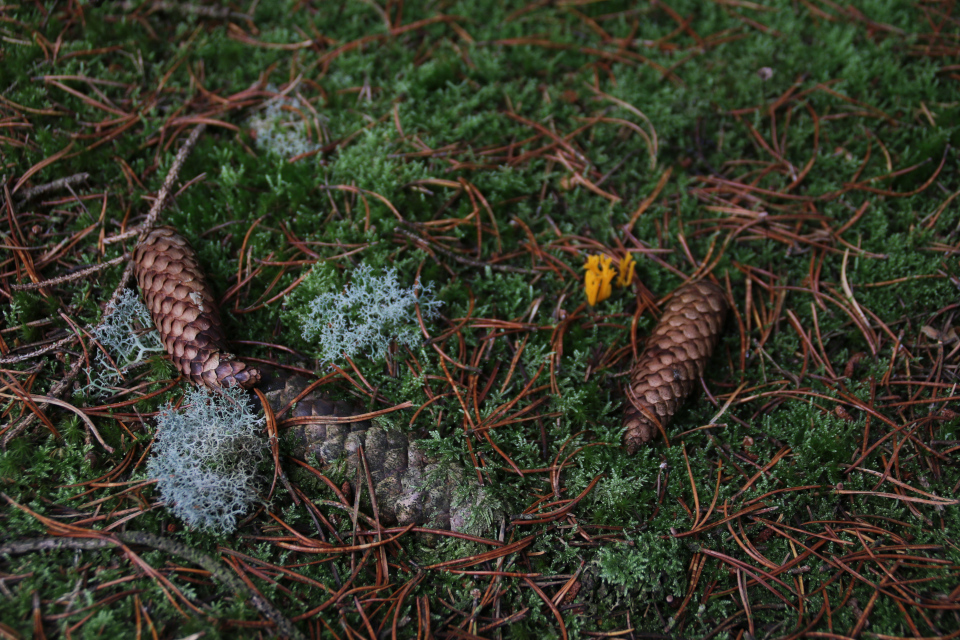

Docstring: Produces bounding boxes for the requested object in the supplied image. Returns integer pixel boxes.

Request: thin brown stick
[138,123,207,238]
[11,253,130,291]
[12,172,90,204]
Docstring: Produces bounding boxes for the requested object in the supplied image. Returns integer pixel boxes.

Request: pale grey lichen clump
[80,289,165,398]
[147,386,266,534]
[246,86,324,159]
[299,265,442,365]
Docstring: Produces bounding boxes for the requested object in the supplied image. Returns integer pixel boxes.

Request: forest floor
[1,1,959,638]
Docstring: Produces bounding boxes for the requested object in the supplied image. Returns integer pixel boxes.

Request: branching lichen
[147,386,266,534]
[298,264,442,364]
[245,86,325,159]
[79,289,165,398]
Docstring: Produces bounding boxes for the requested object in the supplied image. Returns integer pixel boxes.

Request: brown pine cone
[132,226,260,390]
[624,281,727,453]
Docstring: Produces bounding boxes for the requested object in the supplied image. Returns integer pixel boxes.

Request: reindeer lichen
[147,386,266,534]
[79,289,165,398]
[298,264,442,364]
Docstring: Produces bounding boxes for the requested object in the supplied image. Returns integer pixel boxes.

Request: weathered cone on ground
[258,368,488,533]
[133,226,260,389]
[624,281,727,453]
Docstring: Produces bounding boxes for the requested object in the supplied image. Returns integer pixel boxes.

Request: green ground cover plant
[1,0,958,638]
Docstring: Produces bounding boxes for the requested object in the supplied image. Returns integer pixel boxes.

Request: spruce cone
[259,369,489,533]
[133,226,260,390]
[624,281,727,453]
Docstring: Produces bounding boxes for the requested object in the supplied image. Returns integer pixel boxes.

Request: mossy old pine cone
[624,281,727,453]
[133,227,260,389]
[259,370,485,532]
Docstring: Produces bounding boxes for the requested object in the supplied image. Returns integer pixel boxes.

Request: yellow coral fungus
[583,254,616,306]
[617,254,636,288]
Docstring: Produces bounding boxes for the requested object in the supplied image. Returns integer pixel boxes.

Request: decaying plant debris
[264,367,493,534]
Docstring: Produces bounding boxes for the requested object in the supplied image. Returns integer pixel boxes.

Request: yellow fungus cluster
[617,253,636,288]
[583,253,636,306]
